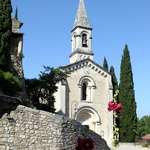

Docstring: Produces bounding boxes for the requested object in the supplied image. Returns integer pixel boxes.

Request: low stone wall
[135,139,150,144]
[0,100,110,150]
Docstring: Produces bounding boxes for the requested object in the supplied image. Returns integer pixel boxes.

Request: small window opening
[82,83,87,100]
[82,34,87,47]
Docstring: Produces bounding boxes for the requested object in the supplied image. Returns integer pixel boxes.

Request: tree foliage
[136,115,150,138]
[118,44,137,142]
[0,0,22,96]
[25,66,71,112]
[0,71,22,96]
[14,7,18,20]
[0,0,12,72]
[103,57,109,71]
[110,66,118,95]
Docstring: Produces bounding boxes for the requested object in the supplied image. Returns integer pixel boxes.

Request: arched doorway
[74,107,101,132]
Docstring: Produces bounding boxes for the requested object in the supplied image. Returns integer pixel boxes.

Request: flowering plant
[76,127,94,150]
[76,137,94,150]
[108,101,122,112]
[108,90,122,149]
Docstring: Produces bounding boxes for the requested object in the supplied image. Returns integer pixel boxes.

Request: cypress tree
[118,44,137,142]
[103,57,109,71]
[0,0,12,72]
[14,7,18,20]
[110,66,118,95]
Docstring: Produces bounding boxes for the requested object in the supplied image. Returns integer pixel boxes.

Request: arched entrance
[74,107,101,132]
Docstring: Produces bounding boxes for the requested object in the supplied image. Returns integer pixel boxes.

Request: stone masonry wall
[0,105,111,150]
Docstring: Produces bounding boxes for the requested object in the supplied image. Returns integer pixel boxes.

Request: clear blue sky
[11,0,150,119]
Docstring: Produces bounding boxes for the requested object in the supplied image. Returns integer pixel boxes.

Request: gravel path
[110,143,150,150]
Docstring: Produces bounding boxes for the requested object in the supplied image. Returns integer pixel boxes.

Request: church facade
[54,0,113,144]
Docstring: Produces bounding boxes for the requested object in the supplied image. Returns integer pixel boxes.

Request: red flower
[76,146,82,150]
[81,138,94,150]
[115,103,122,112]
[108,101,116,111]
[108,101,122,112]
[76,137,94,150]
[76,138,83,150]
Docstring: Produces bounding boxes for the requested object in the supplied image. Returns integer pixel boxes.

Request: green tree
[25,66,71,112]
[0,0,12,72]
[0,71,22,96]
[118,44,137,142]
[0,0,22,96]
[136,115,150,138]
[14,7,18,20]
[110,66,118,95]
[103,57,109,71]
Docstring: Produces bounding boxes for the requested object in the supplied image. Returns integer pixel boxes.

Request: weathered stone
[29,130,34,134]
[28,122,33,125]
[0,104,111,150]
[0,138,7,143]
[33,125,38,129]
[8,137,14,143]
[0,146,6,150]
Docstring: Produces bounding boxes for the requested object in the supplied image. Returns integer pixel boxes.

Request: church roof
[59,58,111,76]
[73,0,91,29]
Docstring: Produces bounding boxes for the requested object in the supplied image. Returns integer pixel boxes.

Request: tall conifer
[14,7,18,20]
[103,57,109,71]
[110,66,118,94]
[0,0,12,72]
[118,44,137,142]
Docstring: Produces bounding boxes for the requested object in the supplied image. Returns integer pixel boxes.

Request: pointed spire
[74,0,90,28]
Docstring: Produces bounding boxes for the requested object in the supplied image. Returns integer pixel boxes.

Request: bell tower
[70,0,94,63]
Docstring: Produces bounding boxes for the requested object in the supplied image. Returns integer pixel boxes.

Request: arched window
[82,82,87,100]
[79,76,96,102]
[82,34,87,47]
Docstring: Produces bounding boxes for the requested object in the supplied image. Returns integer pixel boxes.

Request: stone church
[55,0,113,144]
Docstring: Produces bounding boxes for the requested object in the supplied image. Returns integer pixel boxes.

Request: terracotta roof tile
[141,134,150,139]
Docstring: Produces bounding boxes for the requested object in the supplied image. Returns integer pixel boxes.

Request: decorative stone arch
[80,31,90,37]
[74,106,101,132]
[78,76,96,101]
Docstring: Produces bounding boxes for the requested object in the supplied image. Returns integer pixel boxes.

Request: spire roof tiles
[73,0,91,28]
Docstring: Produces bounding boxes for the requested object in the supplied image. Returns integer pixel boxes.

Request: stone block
[0,146,6,150]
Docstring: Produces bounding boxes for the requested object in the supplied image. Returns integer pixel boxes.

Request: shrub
[21,98,35,109]
[141,143,149,147]
[0,71,22,96]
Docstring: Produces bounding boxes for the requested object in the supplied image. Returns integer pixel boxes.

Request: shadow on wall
[0,94,21,118]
